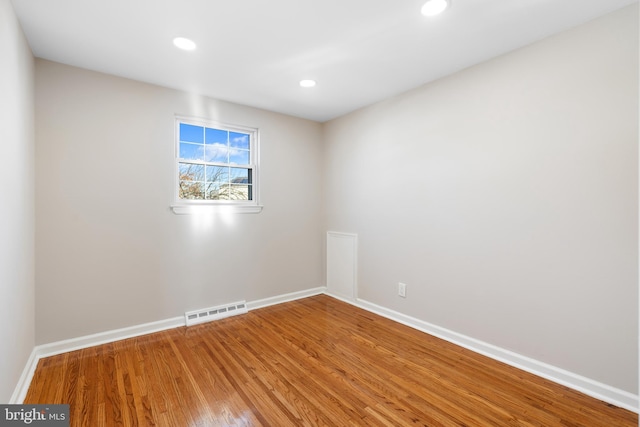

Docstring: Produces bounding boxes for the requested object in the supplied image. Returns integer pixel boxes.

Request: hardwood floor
[25,295,637,426]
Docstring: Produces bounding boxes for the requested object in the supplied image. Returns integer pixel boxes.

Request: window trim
[171,115,262,214]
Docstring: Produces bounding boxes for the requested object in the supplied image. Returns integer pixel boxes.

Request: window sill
[171,204,263,215]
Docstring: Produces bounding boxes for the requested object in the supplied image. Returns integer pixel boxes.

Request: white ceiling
[11,0,638,122]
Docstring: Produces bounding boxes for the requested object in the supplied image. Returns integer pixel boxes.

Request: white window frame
[171,115,262,214]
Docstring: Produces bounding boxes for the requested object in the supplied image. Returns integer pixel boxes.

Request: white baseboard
[332,293,639,413]
[37,316,186,359]
[246,286,327,310]
[11,286,327,403]
[9,348,38,404]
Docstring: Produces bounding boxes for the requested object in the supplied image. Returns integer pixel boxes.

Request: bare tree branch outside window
[179,163,250,201]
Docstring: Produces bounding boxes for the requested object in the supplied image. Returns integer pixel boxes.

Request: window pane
[229,184,251,200]
[206,183,231,200]
[205,128,228,145]
[204,181,224,200]
[213,184,249,201]
[229,167,250,184]
[229,149,250,165]
[179,163,204,181]
[179,181,204,200]
[204,143,229,163]
[180,142,203,161]
[180,124,204,143]
[205,166,228,183]
[210,184,230,201]
[229,132,250,149]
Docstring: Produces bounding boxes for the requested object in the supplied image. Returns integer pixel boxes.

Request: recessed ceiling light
[421,0,449,16]
[299,79,317,88]
[173,37,197,51]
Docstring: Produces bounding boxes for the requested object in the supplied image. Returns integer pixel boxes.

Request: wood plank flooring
[25,295,637,426]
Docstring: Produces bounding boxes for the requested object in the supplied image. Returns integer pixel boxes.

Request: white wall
[323,5,638,394]
[0,0,35,403]
[35,60,325,344]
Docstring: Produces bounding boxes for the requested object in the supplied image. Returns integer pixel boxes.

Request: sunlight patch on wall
[186,205,237,232]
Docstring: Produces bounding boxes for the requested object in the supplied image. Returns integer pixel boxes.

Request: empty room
[1,0,638,425]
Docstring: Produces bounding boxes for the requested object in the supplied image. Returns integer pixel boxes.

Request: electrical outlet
[398,282,407,298]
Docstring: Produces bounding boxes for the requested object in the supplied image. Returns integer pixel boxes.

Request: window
[171,117,261,214]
